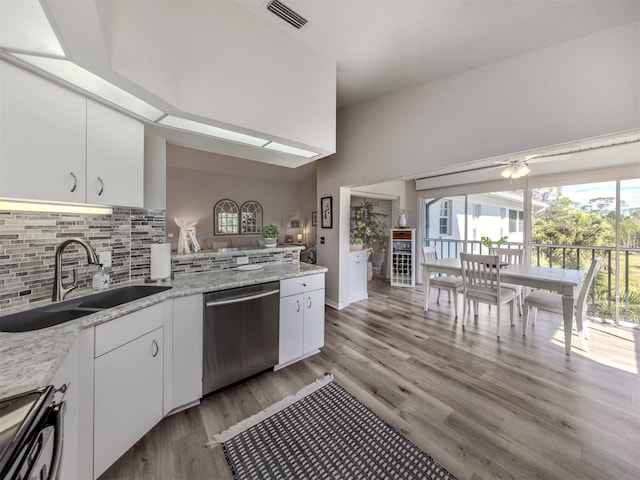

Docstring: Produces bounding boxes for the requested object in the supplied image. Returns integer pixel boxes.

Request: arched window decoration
[240,201,263,234]
[214,199,239,235]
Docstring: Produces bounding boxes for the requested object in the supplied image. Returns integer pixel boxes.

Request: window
[240,201,263,234]
[214,199,239,235]
[439,200,451,235]
[473,204,481,218]
[508,210,523,233]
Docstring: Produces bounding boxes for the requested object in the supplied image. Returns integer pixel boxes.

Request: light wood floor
[101,278,640,480]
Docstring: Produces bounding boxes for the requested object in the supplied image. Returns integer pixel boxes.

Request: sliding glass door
[422,178,639,324]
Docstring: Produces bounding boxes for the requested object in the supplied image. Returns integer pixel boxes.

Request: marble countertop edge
[0,262,327,399]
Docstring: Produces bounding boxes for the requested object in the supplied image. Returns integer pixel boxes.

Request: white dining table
[421,258,585,355]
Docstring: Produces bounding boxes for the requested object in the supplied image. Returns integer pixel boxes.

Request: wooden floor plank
[101,278,640,480]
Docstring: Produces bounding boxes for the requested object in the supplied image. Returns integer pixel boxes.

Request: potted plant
[480,235,508,250]
[262,224,279,247]
[350,237,363,251]
[351,200,388,280]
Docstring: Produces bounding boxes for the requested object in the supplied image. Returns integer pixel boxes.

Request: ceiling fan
[500,155,536,179]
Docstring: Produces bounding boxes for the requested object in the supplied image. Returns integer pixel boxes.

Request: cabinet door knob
[152,339,159,357]
[97,177,104,196]
[296,299,300,312]
[69,172,77,193]
[302,283,307,287]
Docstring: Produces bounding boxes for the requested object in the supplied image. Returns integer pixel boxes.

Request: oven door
[0,386,65,480]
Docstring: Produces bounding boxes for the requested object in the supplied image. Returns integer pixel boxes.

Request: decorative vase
[367,261,373,281]
[264,238,277,248]
[398,213,407,228]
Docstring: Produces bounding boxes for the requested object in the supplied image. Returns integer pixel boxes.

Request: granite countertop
[173,244,305,260]
[0,262,327,399]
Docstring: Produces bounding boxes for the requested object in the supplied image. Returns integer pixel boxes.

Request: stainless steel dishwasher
[203,281,280,395]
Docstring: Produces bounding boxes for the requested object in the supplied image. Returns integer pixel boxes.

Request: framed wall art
[321,196,333,229]
[311,211,318,226]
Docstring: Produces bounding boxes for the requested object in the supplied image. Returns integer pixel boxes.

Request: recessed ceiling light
[11,53,165,122]
[263,142,318,158]
[158,115,270,147]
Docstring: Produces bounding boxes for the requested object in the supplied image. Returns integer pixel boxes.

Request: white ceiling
[235,0,640,107]
[4,0,638,180]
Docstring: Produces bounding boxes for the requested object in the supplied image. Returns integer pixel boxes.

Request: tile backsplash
[0,208,166,311]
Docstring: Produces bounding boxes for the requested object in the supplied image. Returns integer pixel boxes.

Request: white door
[171,295,203,410]
[0,61,86,203]
[303,289,325,352]
[279,294,304,364]
[93,328,163,478]
[349,251,367,302]
[86,100,144,207]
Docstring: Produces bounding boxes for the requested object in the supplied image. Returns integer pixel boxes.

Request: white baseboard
[274,349,320,371]
[166,399,200,416]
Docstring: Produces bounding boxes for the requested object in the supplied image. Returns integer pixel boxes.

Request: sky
[561,179,640,210]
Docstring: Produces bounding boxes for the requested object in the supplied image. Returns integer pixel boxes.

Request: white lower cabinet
[349,250,368,303]
[303,288,325,352]
[93,304,164,478]
[169,294,203,412]
[278,274,325,367]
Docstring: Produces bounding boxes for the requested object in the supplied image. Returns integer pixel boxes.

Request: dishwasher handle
[206,288,280,307]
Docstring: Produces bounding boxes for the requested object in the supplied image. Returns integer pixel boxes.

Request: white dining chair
[422,246,464,318]
[460,253,517,337]
[523,257,603,343]
[491,247,524,316]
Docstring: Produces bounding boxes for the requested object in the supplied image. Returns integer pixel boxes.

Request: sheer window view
[532,180,640,324]
[425,180,640,324]
[425,192,524,258]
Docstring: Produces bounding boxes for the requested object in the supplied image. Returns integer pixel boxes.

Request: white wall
[97,1,336,154]
[166,151,316,250]
[318,21,640,307]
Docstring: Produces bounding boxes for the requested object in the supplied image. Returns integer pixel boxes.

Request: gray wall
[318,21,640,308]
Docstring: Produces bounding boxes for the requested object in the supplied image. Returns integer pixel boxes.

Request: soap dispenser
[92,264,110,290]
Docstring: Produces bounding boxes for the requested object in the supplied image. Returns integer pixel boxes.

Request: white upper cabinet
[87,100,144,207]
[0,60,86,203]
[0,60,144,207]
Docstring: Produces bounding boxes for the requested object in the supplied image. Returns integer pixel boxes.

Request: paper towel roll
[150,243,171,280]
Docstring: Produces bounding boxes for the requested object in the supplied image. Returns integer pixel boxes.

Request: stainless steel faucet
[52,237,100,302]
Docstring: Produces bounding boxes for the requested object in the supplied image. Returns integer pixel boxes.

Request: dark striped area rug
[212,378,457,480]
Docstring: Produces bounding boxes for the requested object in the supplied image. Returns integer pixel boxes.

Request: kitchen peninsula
[0,245,326,479]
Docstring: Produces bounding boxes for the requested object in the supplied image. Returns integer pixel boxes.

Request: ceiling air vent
[267,0,307,29]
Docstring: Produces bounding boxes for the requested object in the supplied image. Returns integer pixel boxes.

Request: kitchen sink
[0,285,172,333]
[77,285,172,309]
[0,307,99,333]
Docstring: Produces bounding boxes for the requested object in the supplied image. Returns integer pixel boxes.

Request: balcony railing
[424,238,640,325]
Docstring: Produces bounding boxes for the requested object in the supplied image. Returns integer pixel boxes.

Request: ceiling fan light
[501,161,530,179]
[501,166,513,178]
[512,163,530,178]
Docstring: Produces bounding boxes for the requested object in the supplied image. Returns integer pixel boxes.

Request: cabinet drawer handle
[70,172,77,193]
[97,177,104,196]
[296,299,300,312]
[302,283,307,287]
[152,339,159,357]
